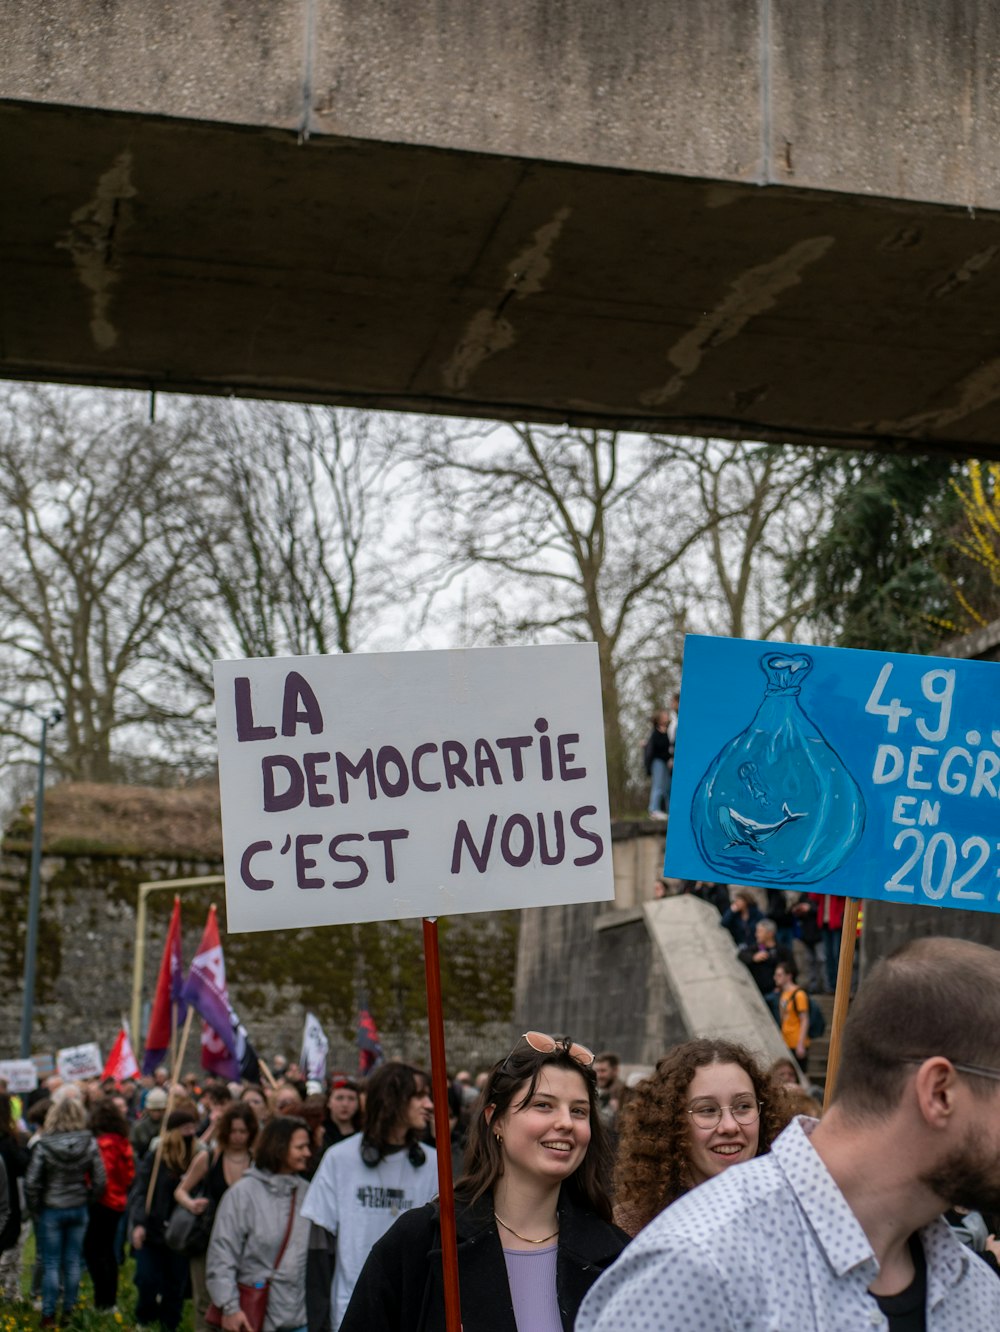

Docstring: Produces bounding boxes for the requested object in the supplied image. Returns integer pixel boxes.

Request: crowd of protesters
[2,933,1000,1329]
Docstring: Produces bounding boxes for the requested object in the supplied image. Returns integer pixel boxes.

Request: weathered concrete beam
[5,2,1000,454]
[6,1,1000,210]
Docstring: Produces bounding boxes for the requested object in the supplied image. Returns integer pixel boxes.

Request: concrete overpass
[5,2,1000,457]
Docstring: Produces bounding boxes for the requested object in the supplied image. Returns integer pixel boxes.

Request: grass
[4,1235,193,1332]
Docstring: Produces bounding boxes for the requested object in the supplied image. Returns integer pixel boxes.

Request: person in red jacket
[84,1099,136,1310]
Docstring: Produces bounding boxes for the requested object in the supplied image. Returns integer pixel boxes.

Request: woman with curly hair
[613,1038,789,1237]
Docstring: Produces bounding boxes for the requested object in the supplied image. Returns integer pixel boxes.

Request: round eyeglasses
[686,1100,762,1129]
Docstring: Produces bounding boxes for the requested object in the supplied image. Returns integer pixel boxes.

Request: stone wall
[0,839,517,1073]
[515,822,684,1065]
[516,899,684,1067]
[860,898,1000,977]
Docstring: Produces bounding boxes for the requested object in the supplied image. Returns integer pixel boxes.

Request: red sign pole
[422,917,462,1332]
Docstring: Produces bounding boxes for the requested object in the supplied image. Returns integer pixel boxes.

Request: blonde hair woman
[25,1096,106,1326]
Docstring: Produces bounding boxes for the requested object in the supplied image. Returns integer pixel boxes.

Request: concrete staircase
[642,895,794,1069]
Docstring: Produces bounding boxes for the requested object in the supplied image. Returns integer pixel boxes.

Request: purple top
[502,1244,561,1332]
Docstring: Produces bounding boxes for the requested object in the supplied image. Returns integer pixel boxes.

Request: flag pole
[822,898,860,1111]
[422,917,461,1332]
[146,1005,195,1210]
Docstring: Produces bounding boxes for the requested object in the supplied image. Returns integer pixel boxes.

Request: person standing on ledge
[577,936,1000,1330]
[643,696,677,820]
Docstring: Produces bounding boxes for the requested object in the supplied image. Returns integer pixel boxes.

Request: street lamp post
[0,699,63,1057]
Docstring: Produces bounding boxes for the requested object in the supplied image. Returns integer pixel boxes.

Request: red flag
[143,896,185,1074]
[103,1026,139,1083]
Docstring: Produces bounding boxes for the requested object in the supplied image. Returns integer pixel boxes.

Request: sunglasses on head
[502,1031,595,1070]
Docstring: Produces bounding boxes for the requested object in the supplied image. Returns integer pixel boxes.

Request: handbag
[206,1191,297,1332]
[164,1192,216,1255]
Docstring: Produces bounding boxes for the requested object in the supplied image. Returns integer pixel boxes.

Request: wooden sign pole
[422,917,462,1332]
[146,1004,195,1210]
[822,898,860,1111]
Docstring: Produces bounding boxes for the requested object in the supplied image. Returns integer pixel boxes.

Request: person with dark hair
[196,1083,234,1138]
[83,1098,135,1310]
[612,1038,787,1237]
[130,1106,199,1331]
[297,1095,328,1181]
[719,889,763,951]
[176,1101,257,1332]
[322,1079,363,1150]
[339,1032,627,1332]
[205,1115,311,1332]
[302,1063,437,1330]
[593,1052,625,1136]
[579,936,1000,1329]
[772,959,811,1073]
[643,706,675,820]
[0,1091,29,1297]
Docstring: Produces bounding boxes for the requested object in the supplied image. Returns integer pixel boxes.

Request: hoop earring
[494,1133,503,1144]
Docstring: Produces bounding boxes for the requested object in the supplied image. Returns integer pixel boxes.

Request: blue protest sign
[665,635,1000,912]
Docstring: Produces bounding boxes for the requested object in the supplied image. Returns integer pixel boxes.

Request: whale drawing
[719,802,806,854]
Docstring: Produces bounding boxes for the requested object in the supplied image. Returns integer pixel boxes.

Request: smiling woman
[339,1034,629,1332]
[613,1038,791,1237]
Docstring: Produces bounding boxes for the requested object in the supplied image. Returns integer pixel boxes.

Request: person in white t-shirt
[302,1063,436,1331]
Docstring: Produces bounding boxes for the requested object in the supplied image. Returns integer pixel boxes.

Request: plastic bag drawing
[691,652,865,884]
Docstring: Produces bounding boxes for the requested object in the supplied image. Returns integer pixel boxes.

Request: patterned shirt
[576,1117,1000,1331]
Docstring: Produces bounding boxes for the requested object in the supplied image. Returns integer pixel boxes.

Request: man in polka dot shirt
[577,936,1000,1331]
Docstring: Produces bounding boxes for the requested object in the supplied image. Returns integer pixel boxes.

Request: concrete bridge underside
[6,2,1000,457]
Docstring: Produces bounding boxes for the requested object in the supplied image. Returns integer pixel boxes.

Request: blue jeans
[648,757,671,814]
[38,1204,88,1318]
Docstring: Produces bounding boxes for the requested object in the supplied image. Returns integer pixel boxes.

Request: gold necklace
[494,1213,559,1245]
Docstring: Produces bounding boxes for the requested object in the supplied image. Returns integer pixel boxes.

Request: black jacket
[339,1188,628,1332]
[128,1149,183,1245]
[0,1134,28,1251]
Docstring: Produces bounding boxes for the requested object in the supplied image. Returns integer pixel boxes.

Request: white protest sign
[56,1042,103,1082]
[0,1059,38,1093]
[214,644,613,932]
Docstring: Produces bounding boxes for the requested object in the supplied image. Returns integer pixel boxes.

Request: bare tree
[171,402,411,706]
[0,385,203,782]
[674,440,823,641]
[413,422,753,810]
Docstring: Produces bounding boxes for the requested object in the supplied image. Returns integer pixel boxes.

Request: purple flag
[181,906,259,1083]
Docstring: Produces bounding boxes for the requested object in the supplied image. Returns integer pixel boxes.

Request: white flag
[300,1011,329,1082]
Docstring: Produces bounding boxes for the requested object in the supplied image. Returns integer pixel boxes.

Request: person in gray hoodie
[25,1094,106,1326]
[206,1116,311,1332]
